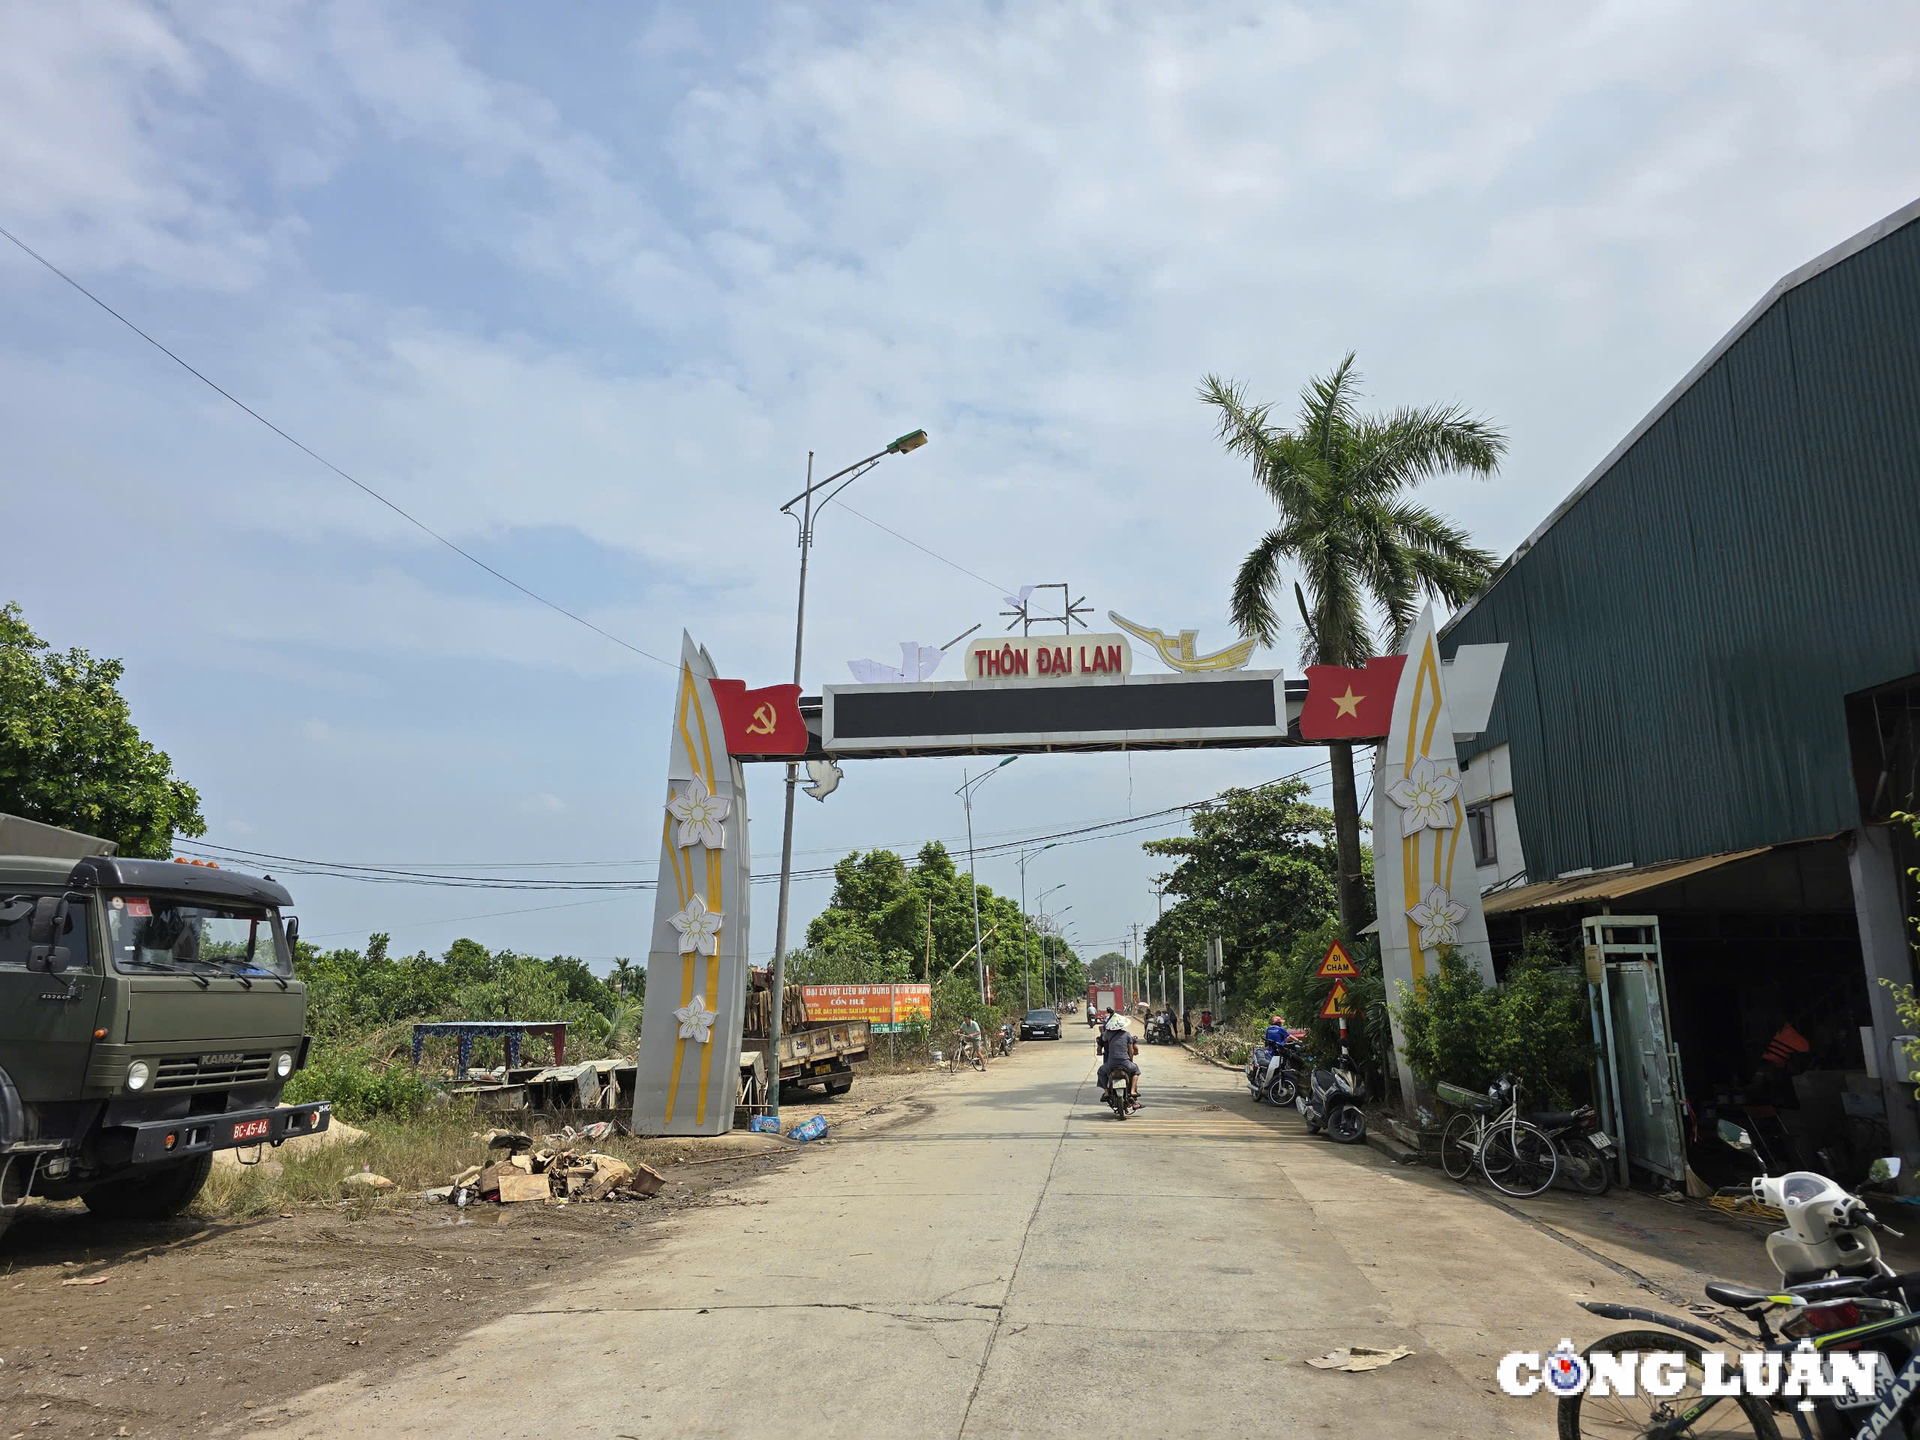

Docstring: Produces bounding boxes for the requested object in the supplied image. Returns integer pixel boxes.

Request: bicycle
[1438,1074,1559,1198]
[1560,1268,1920,1439]
[952,1031,987,1071]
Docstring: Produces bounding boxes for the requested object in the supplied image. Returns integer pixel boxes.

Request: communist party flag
[708,680,808,756]
[1298,656,1405,740]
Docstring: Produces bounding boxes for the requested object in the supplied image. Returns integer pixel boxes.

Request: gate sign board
[631,634,753,1137]
[966,633,1133,681]
[823,669,1290,755]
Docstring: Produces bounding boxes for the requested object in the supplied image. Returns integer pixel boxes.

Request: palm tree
[1200,354,1504,937]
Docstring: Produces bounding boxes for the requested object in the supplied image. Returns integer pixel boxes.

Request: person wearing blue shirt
[1264,1015,1294,1052]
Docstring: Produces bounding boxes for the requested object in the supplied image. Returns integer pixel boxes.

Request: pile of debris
[429,1127,665,1207]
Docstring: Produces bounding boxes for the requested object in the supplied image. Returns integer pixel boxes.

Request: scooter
[1100,1069,1140,1119]
[1245,1043,1302,1106]
[1296,1044,1367,1143]
[993,1021,1015,1058]
[1145,1013,1176,1046]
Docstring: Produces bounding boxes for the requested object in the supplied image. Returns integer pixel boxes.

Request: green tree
[1200,358,1503,936]
[1141,780,1342,1009]
[0,601,206,855]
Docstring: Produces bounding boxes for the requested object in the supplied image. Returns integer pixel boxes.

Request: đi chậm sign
[966,633,1133,681]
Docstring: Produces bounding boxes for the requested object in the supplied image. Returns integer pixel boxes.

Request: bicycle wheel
[1483,1120,1559,1198]
[1557,1330,1781,1439]
[1440,1112,1480,1181]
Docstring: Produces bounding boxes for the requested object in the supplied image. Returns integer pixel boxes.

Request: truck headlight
[126,1061,151,1092]
[274,1052,294,1078]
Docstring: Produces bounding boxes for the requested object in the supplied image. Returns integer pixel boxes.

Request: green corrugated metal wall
[1446,211,1920,882]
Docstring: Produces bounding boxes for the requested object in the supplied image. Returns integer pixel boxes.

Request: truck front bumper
[119,1100,332,1167]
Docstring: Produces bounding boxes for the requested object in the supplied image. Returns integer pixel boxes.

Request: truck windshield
[105,896,291,978]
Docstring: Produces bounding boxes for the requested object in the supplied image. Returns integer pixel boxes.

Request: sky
[4,2,1918,974]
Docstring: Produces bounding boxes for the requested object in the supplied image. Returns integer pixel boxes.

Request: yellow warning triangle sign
[1315,940,1359,979]
[1319,979,1359,1018]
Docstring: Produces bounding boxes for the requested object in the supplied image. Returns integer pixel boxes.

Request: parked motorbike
[1145,1013,1176,1046]
[1245,1043,1303,1107]
[993,1022,1015,1058]
[1527,1102,1618,1194]
[1558,1158,1913,1439]
[1296,1045,1367,1143]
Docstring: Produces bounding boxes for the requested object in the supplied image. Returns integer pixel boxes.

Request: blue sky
[5,1,1918,968]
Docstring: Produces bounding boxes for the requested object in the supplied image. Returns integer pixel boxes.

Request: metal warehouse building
[1441,197,1920,1186]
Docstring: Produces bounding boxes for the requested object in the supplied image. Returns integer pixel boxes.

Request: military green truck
[0,815,330,1241]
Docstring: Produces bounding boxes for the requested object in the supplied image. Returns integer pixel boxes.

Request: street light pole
[768,429,927,1121]
[956,757,1017,1003]
[1016,844,1055,1012]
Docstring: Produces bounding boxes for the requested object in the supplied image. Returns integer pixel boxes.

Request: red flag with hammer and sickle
[1298,656,1406,740]
[709,680,807,756]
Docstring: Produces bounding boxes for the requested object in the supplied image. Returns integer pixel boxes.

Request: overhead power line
[0,221,677,669]
[173,755,1337,891]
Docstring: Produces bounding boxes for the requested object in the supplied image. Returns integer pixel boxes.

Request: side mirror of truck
[26,895,74,974]
[284,915,300,952]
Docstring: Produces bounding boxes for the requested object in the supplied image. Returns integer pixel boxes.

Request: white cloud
[5,1,1919,964]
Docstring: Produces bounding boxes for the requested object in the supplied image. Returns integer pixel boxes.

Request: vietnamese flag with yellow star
[1299,656,1406,739]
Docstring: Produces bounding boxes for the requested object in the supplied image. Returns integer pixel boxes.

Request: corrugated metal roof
[1482,848,1770,915]
[1447,194,1920,636]
[1443,198,1920,880]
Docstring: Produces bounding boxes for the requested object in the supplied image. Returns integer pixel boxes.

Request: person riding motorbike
[1264,1015,1296,1053]
[1096,1014,1140,1105]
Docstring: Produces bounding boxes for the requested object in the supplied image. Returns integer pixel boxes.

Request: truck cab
[0,821,329,1240]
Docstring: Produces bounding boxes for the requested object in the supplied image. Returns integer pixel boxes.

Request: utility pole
[769,429,929,1121]
[956,758,1017,1003]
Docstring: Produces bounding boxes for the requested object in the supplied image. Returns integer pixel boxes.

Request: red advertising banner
[799,984,933,1033]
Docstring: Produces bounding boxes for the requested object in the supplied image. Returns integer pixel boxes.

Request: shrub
[1393,934,1593,1107]
[283,1045,440,1121]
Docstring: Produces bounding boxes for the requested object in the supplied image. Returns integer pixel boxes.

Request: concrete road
[278,1031,1621,1438]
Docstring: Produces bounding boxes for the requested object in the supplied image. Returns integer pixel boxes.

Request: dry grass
[191,1106,743,1220]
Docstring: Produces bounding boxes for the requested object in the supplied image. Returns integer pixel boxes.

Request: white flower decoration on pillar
[668,894,723,956]
[673,997,717,1044]
[1406,885,1470,950]
[1384,755,1461,837]
[667,776,731,850]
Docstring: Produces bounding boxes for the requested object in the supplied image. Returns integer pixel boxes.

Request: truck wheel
[82,1154,213,1222]
[825,1076,852,1096]
[0,1152,27,1245]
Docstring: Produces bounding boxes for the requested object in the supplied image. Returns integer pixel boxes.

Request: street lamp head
[887,428,930,454]
[996,754,1018,768]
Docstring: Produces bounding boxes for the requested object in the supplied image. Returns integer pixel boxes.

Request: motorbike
[1526,1102,1617,1194]
[1100,1068,1140,1119]
[1145,1013,1176,1046]
[1559,1158,1915,1439]
[993,1022,1015,1058]
[1296,1044,1367,1143]
[1245,1042,1303,1106]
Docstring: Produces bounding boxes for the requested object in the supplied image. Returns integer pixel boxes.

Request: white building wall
[1461,743,1528,893]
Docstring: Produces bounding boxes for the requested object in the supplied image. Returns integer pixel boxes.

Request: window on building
[1466,802,1497,868]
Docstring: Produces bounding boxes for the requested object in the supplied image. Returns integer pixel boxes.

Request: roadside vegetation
[796,838,1089,1055]
[285,934,641,1121]
[1392,933,1594,1106]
